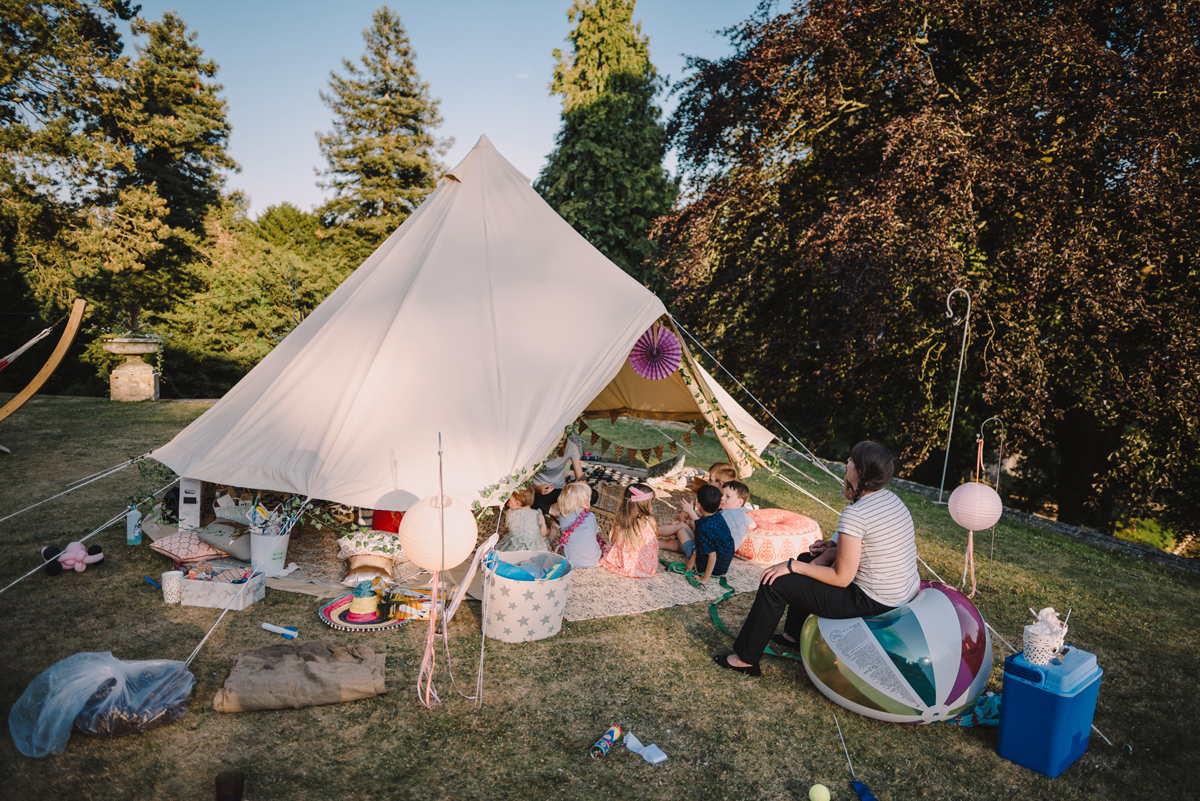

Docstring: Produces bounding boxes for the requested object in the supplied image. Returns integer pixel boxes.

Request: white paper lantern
[397,494,478,571]
[948,482,1003,531]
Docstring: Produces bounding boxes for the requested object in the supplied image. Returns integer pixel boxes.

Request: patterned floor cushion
[737,508,823,565]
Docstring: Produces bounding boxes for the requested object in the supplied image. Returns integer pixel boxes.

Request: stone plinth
[102,338,160,402]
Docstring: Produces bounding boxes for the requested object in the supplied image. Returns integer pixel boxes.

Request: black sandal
[714,654,762,676]
[771,633,799,649]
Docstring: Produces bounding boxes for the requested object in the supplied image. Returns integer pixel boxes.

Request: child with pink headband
[600,483,660,578]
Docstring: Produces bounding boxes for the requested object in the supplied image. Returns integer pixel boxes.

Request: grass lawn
[0,395,1197,800]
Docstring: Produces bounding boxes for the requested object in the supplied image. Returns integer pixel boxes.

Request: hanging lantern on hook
[948,482,1002,532]
[948,435,1002,598]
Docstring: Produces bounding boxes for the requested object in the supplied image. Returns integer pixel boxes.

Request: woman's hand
[808,539,832,556]
[760,560,795,585]
[534,484,554,495]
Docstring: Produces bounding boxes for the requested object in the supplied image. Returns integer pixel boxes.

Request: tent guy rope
[0,476,177,596]
[669,315,846,486]
[915,554,1112,747]
[184,496,310,667]
[0,455,145,526]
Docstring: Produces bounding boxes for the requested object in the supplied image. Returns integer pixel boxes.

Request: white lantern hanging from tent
[397,494,477,571]
[948,482,1003,532]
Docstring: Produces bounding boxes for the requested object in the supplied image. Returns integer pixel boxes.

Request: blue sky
[129,1,770,217]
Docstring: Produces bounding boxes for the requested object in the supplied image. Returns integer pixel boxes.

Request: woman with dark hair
[715,441,920,676]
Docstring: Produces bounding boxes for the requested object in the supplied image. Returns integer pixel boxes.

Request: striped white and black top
[837,489,920,607]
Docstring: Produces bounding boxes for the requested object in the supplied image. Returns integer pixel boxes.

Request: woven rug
[256,482,771,619]
[562,551,764,622]
[560,477,769,621]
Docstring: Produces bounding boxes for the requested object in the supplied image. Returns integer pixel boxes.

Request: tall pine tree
[74,10,237,335]
[535,0,677,287]
[317,6,449,264]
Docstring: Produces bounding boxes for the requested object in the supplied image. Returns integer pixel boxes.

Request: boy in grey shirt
[719,480,757,551]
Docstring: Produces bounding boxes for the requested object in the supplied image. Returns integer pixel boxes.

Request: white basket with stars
[483,550,573,644]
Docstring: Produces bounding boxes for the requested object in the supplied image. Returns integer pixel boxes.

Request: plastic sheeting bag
[8,652,195,757]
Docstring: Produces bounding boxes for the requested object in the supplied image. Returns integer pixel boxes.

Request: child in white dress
[496,488,549,552]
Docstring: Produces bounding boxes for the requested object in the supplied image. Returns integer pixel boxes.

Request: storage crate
[180,572,265,611]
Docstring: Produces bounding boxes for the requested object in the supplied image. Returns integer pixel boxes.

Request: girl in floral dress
[600,483,659,578]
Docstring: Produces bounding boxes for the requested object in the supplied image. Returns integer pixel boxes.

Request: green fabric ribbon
[658,558,803,663]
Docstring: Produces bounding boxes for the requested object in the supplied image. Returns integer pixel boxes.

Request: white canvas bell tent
[151,135,773,512]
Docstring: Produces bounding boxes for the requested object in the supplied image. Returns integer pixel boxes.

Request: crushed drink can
[590,724,623,759]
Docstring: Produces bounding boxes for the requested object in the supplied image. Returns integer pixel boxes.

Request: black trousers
[732,554,893,665]
[531,487,562,513]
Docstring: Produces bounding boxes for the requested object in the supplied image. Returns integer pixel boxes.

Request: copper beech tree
[657,0,1198,536]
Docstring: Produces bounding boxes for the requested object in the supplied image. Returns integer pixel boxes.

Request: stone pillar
[101,338,160,402]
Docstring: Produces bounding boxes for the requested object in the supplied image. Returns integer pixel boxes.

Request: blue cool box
[997,647,1103,778]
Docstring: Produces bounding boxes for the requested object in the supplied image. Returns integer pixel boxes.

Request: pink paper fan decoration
[629,326,682,380]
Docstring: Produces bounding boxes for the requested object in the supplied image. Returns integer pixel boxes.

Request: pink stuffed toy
[41,542,104,576]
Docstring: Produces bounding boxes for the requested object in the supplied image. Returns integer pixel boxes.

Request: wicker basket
[1022,623,1068,665]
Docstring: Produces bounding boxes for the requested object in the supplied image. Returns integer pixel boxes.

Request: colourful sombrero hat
[317,592,409,632]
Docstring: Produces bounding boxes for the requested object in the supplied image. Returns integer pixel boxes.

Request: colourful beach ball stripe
[800,581,992,723]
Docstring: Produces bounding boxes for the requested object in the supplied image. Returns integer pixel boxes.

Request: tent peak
[444,134,529,185]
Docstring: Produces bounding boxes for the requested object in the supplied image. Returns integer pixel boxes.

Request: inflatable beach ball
[800,581,992,723]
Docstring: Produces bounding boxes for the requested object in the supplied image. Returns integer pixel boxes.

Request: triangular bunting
[601,438,611,456]
[669,441,677,455]
[614,445,624,461]
[578,419,589,432]
[641,448,652,464]
[683,432,692,447]
[610,409,620,425]
[628,449,637,466]
[653,445,663,461]
[694,422,706,438]
[590,431,600,446]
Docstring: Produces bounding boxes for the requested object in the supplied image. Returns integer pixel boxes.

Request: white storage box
[483,551,572,643]
[181,572,265,610]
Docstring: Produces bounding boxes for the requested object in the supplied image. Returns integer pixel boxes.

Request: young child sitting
[656,504,696,553]
[657,462,729,551]
[693,461,737,492]
[551,482,604,568]
[719,480,758,552]
[686,484,735,584]
[600,483,660,578]
[496,488,549,552]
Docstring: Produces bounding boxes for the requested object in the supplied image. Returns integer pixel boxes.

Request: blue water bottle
[126,505,142,545]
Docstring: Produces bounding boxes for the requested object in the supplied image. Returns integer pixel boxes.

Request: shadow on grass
[0,412,1196,799]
